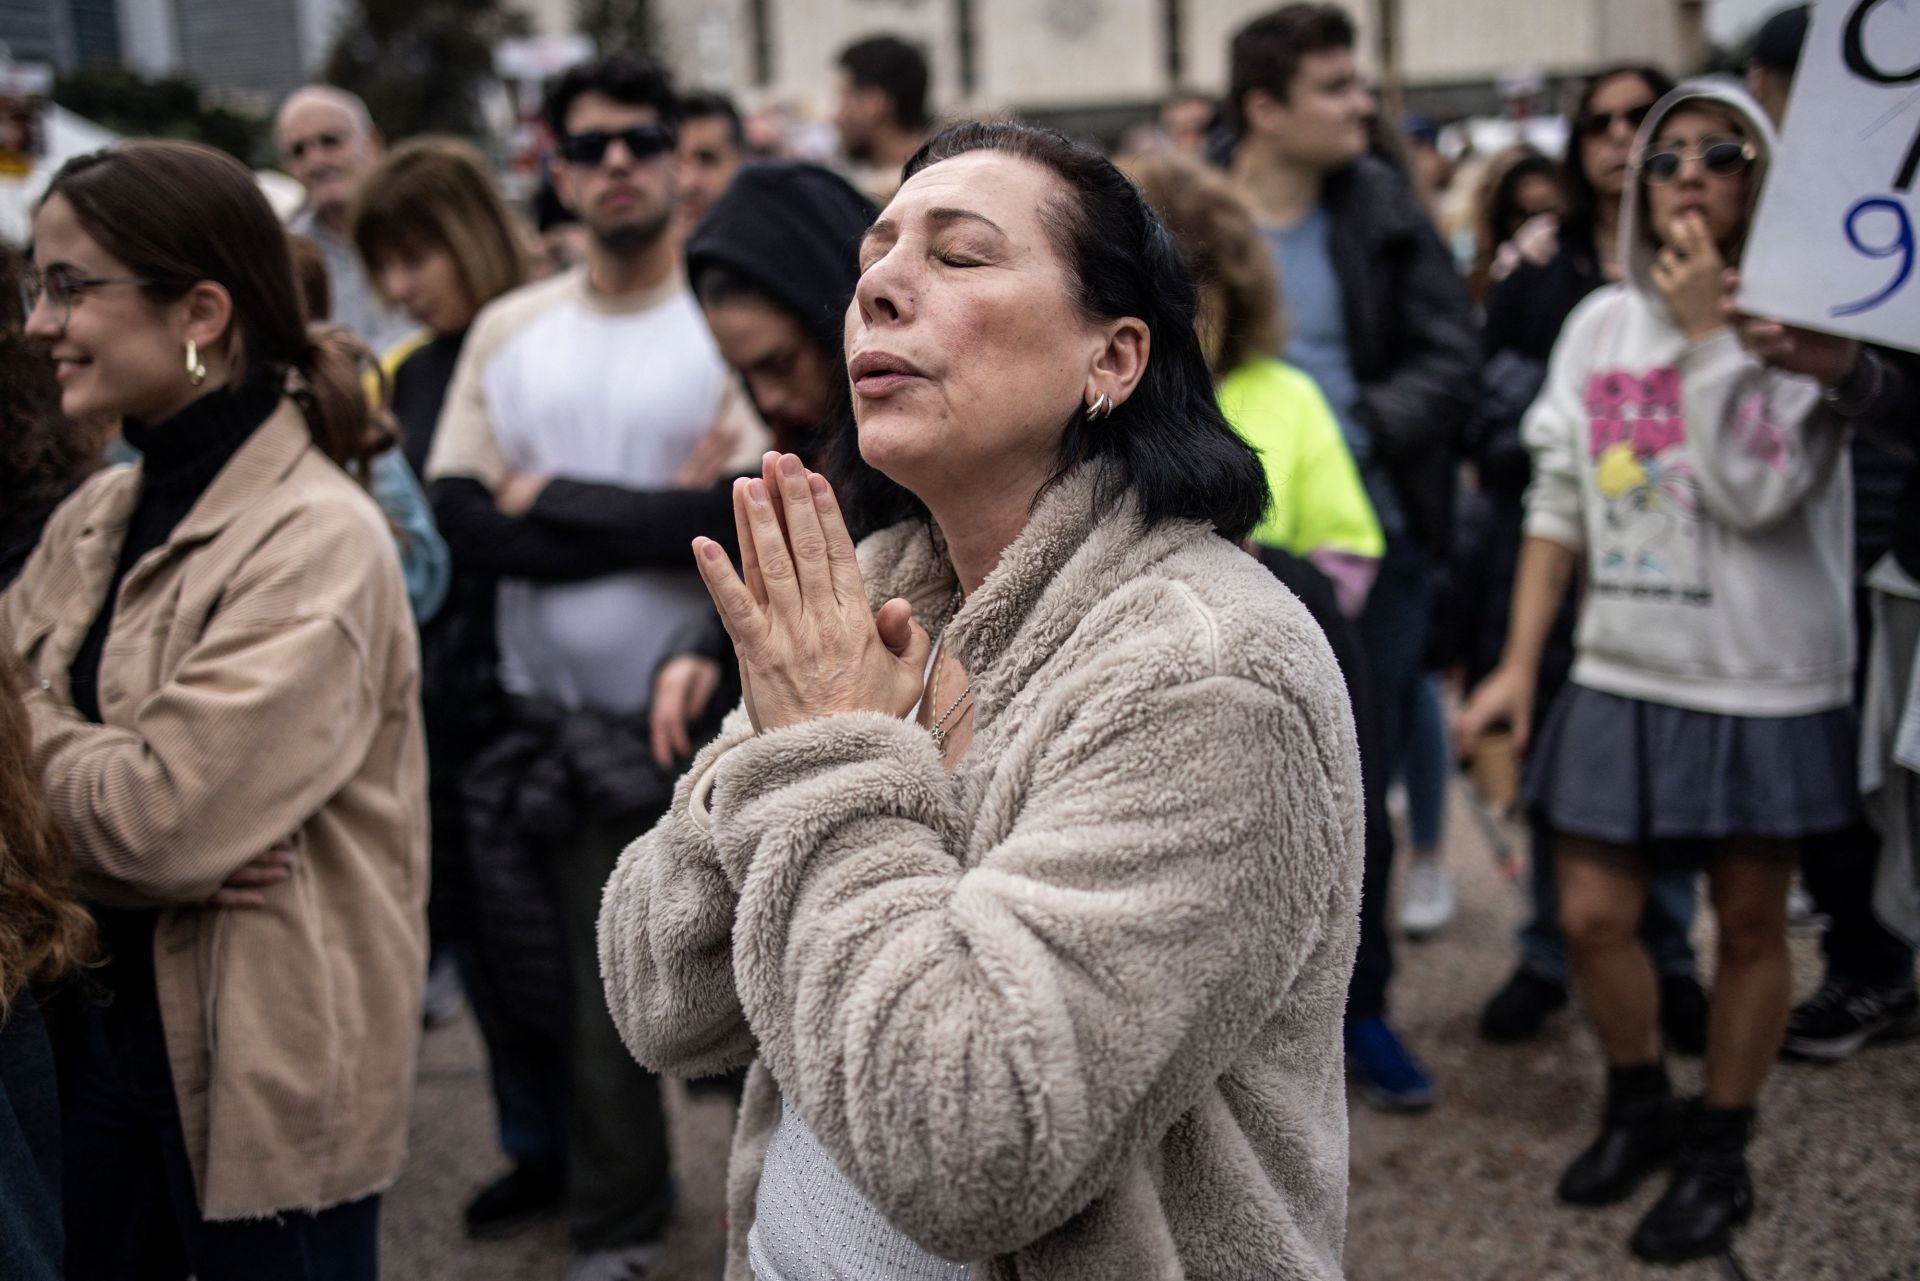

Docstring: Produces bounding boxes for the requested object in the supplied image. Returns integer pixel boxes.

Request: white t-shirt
[428,267,756,715]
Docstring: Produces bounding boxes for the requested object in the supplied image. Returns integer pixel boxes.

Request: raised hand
[693,452,931,733]
[1720,271,1864,387]
[1651,213,1730,341]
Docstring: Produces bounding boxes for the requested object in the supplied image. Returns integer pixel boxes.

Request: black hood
[684,162,879,358]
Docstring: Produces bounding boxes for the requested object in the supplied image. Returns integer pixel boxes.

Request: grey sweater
[598,462,1364,1280]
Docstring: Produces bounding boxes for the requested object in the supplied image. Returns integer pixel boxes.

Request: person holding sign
[1456,80,1856,1264]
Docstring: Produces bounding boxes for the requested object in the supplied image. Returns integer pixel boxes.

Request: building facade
[644,0,1705,123]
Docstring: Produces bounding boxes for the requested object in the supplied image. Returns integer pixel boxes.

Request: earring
[186,339,206,387]
[1084,392,1113,421]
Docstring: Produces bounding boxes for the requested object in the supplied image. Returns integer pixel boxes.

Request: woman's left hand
[693,453,931,733]
[1651,213,1730,341]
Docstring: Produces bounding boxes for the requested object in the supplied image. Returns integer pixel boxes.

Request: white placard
[1739,0,1920,354]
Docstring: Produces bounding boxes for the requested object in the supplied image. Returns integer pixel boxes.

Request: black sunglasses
[1576,103,1653,138]
[559,124,676,168]
[1637,138,1755,185]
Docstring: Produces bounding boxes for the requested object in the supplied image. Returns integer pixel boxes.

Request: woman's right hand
[206,839,297,909]
[650,655,725,768]
[1453,663,1536,760]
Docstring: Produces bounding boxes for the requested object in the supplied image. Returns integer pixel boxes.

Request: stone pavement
[382,787,1920,1280]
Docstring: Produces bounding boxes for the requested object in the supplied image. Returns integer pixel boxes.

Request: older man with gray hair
[275,85,413,352]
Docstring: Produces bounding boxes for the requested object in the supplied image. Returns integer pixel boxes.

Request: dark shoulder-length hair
[1562,64,1676,240]
[830,120,1269,543]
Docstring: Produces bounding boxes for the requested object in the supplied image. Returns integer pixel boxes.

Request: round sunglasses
[1636,138,1756,185]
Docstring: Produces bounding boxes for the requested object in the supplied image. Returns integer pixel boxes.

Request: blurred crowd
[2,3,1915,1279]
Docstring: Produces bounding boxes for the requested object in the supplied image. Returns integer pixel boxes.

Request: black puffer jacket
[1322,155,1481,557]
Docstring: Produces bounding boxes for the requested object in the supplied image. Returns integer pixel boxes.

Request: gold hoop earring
[186,339,207,387]
[1084,392,1113,421]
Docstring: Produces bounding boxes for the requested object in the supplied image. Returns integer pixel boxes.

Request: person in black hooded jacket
[646,162,882,770]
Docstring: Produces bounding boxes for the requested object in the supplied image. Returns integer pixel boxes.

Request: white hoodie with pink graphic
[1523,79,1854,717]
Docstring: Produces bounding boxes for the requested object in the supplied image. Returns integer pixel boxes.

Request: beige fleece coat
[599,463,1362,1279]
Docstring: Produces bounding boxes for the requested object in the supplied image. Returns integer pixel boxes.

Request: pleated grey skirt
[1525,683,1857,851]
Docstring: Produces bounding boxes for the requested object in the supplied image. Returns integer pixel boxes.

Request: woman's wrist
[1824,347,1882,418]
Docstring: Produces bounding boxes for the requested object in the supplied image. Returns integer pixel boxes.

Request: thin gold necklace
[928,590,971,750]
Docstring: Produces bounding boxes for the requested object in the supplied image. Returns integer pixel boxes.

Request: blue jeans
[60,985,379,1281]
[452,941,568,1181]
[1350,538,1437,1020]
[1517,812,1700,984]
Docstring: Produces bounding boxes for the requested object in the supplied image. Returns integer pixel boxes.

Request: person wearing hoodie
[648,162,881,770]
[1467,66,1710,1052]
[1457,81,1857,1263]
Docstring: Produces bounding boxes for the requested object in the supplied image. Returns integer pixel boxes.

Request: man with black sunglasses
[425,53,761,1281]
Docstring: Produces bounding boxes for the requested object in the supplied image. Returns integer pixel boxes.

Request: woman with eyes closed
[1458,82,1862,1264]
[598,120,1364,1281]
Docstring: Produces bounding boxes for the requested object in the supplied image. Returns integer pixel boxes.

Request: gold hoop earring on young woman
[186,339,207,387]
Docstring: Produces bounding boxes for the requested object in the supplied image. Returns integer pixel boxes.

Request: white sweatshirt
[1522,79,1854,717]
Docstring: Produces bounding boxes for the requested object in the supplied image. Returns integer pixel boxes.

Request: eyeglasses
[1636,138,1756,185]
[1576,103,1653,138]
[285,132,345,162]
[559,124,676,168]
[18,265,158,329]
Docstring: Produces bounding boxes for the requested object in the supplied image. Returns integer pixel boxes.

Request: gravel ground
[383,788,1920,1280]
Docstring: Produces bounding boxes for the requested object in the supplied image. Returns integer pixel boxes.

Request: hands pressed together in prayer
[693,452,932,734]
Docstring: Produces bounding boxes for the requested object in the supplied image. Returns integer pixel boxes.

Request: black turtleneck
[68,380,279,724]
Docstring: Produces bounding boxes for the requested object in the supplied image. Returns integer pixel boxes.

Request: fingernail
[808,472,830,498]
[779,454,802,478]
[696,539,723,562]
[748,479,768,505]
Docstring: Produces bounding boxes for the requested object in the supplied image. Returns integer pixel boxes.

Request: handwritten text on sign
[1740,0,1920,355]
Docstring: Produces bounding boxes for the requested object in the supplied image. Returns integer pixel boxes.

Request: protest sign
[1739,0,1920,354]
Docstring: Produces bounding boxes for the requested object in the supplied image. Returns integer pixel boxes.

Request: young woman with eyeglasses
[4,139,426,1280]
[1458,82,1860,1264]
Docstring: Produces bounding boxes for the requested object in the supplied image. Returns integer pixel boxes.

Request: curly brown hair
[0,656,96,1016]
[1,245,103,524]
[1121,150,1287,379]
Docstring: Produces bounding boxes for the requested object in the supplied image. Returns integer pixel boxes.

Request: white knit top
[747,1097,973,1281]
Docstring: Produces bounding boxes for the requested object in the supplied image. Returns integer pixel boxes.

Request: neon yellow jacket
[1219,358,1384,561]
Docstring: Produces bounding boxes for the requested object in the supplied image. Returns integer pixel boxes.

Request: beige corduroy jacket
[1,400,428,1219]
[600,463,1363,1280]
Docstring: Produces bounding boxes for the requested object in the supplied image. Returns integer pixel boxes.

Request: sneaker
[1782,978,1920,1061]
[1398,858,1456,937]
[1480,967,1569,1042]
[565,1245,660,1281]
[1786,881,1827,932]
[1659,973,1710,1057]
[463,1163,564,1239]
[1345,1016,1435,1111]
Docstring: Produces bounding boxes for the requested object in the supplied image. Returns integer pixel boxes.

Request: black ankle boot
[1630,1104,1755,1263]
[1557,1064,1681,1206]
